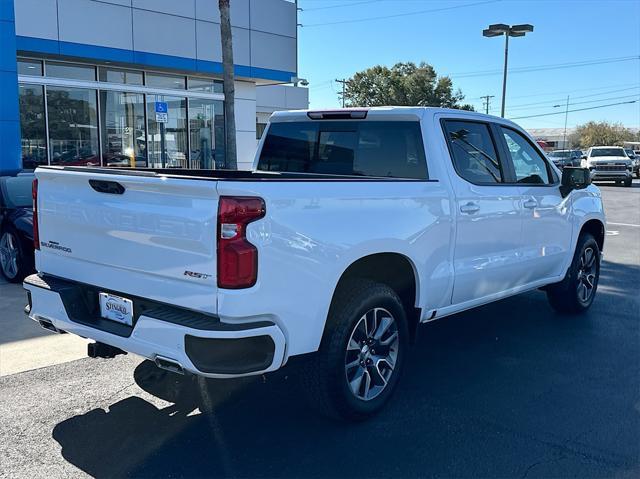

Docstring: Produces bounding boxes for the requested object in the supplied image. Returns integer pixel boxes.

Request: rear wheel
[301,279,408,421]
[546,233,600,314]
[0,226,29,283]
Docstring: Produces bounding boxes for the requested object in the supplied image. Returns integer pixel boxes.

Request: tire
[301,279,409,421]
[546,233,600,314]
[0,226,30,283]
[635,170,640,179]
[624,177,632,187]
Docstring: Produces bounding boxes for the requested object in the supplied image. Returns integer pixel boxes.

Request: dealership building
[0,0,307,176]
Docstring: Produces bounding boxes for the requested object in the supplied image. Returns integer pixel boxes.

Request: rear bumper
[23,274,286,378]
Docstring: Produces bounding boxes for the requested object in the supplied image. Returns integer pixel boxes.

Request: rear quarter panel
[216,179,454,357]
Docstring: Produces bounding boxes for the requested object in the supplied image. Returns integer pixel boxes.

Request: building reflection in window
[47,86,100,166]
[189,98,225,169]
[100,91,147,168]
[19,84,48,169]
[146,96,188,168]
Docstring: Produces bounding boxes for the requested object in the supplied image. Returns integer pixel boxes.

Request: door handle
[460,202,480,214]
[523,199,538,209]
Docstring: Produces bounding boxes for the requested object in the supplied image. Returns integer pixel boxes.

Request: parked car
[624,148,640,178]
[547,149,582,168]
[25,107,605,420]
[582,146,634,186]
[0,174,35,282]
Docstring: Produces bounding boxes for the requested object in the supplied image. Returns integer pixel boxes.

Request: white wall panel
[133,0,195,18]
[235,80,256,101]
[14,0,58,40]
[250,0,296,38]
[196,21,250,66]
[235,98,257,133]
[250,31,296,72]
[195,0,250,29]
[132,9,196,58]
[236,130,258,169]
[58,0,133,50]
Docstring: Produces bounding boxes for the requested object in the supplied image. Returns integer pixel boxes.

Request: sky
[296,0,640,130]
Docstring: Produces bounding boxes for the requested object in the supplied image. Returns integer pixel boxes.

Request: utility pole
[335,78,347,108]
[562,95,570,149]
[481,95,495,114]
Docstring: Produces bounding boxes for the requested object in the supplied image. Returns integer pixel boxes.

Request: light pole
[554,95,570,149]
[483,23,534,117]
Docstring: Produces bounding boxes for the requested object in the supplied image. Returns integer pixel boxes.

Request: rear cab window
[257,120,428,179]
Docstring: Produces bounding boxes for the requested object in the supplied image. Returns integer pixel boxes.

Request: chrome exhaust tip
[155,356,185,375]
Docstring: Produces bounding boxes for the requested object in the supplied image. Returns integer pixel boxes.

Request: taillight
[217,196,265,289]
[32,179,40,250]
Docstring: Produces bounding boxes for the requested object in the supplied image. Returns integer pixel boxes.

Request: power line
[449,55,639,78]
[301,0,384,12]
[509,100,638,120]
[506,93,640,112]
[300,0,500,27]
[503,86,640,110]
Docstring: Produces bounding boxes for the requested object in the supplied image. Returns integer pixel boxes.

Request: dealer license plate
[99,292,133,326]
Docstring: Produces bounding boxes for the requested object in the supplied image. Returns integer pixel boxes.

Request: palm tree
[218,0,237,169]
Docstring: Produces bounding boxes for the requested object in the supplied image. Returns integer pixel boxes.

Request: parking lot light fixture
[483,23,534,117]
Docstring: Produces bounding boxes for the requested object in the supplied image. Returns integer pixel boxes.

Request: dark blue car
[0,174,35,282]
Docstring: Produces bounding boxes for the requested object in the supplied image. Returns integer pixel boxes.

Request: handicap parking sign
[155,101,168,123]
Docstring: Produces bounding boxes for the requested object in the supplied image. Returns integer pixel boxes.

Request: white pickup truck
[25,107,605,420]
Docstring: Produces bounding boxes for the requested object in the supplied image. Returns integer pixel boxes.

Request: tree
[219,0,237,169]
[574,121,639,148]
[342,62,474,110]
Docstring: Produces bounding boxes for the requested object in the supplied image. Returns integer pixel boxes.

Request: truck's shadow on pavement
[51,261,640,478]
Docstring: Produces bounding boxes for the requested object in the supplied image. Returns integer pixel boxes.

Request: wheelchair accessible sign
[155,101,168,123]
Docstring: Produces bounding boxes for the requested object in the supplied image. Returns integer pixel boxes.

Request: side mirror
[560,167,591,197]
[581,154,587,160]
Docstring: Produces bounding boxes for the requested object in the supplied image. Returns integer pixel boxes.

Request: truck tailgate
[35,168,219,314]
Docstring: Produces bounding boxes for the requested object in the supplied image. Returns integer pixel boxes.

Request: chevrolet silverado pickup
[24,107,606,420]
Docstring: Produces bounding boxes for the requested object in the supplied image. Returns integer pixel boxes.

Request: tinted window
[590,148,626,157]
[46,62,95,81]
[18,59,42,76]
[443,120,502,184]
[146,73,186,90]
[257,121,427,179]
[500,127,551,184]
[98,67,143,85]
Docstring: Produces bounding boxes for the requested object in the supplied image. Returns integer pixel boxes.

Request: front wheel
[624,177,633,187]
[301,279,409,421]
[546,233,600,314]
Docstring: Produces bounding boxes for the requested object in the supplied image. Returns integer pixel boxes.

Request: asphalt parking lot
[1,180,638,478]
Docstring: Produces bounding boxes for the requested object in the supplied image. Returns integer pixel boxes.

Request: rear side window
[257,121,427,179]
[443,120,503,184]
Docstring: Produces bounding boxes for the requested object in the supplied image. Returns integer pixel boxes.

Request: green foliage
[343,62,474,111]
[574,121,639,148]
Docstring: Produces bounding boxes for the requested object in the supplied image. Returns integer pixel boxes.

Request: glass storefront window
[189,98,225,169]
[98,67,143,85]
[145,73,186,90]
[46,62,96,81]
[146,96,188,168]
[18,59,43,76]
[188,77,223,94]
[100,91,147,168]
[47,86,100,166]
[18,84,47,169]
